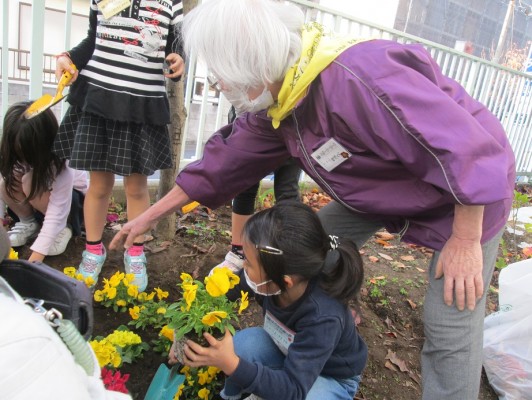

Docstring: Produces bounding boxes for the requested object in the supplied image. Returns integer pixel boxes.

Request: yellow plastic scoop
[24,63,77,119]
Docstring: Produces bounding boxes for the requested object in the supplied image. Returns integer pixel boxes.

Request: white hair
[183,0,304,89]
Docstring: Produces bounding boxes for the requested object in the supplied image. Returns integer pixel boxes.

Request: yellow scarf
[268,22,369,129]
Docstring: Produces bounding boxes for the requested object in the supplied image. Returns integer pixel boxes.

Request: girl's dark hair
[0,101,65,202]
[243,201,364,304]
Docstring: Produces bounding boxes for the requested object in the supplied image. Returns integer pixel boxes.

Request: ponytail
[320,237,364,305]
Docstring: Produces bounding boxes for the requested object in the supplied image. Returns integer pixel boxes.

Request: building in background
[393,0,532,58]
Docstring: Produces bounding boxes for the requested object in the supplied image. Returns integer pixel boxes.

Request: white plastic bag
[483,259,532,400]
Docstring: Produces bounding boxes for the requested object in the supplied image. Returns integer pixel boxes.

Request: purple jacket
[175,40,515,250]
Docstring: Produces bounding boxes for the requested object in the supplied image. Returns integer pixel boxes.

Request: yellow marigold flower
[116,299,127,307]
[127,285,139,298]
[109,272,125,287]
[180,272,193,283]
[201,310,228,326]
[63,267,76,277]
[90,339,120,368]
[8,248,18,259]
[198,388,210,400]
[111,351,122,368]
[94,290,105,302]
[84,276,95,287]
[129,306,140,320]
[106,287,117,300]
[107,330,142,347]
[160,325,174,341]
[205,270,230,297]
[156,307,167,315]
[239,290,249,314]
[154,287,169,300]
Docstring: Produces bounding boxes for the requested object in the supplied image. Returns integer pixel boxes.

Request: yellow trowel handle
[181,201,200,214]
[56,63,77,96]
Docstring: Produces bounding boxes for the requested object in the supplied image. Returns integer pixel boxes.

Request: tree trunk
[155,0,198,240]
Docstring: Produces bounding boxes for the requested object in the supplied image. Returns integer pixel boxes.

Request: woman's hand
[434,234,483,311]
[55,55,78,84]
[109,212,157,250]
[183,329,240,376]
[164,53,185,79]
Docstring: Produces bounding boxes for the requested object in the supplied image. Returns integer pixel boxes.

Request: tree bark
[155,0,199,240]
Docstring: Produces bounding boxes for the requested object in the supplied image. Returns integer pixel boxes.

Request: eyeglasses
[207,74,222,92]
[256,245,283,255]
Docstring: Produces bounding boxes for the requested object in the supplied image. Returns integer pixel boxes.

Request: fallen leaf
[415,267,426,273]
[406,299,417,309]
[384,360,398,372]
[375,231,395,241]
[369,276,386,284]
[368,256,379,263]
[375,239,391,246]
[523,247,532,257]
[400,255,415,261]
[378,253,393,261]
[385,331,398,338]
[386,349,409,372]
[390,261,407,269]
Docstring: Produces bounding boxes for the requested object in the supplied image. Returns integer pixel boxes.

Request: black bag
[0,259,93,339]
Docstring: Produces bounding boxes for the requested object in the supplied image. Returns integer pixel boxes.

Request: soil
[14,192,508,400]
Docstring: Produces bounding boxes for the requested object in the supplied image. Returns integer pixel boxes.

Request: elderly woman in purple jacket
[111,0,515,398]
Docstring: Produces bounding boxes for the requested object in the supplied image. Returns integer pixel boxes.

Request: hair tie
[329,235,339,250]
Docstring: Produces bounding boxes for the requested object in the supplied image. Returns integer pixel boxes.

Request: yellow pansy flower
[183,284,197,311]
[116,299,127,307]
[201,310,228,326]
[198,388,210,400]
[205,270,230,297]
[109,272,125,287]
[180,272,193,283]
[127,285,139,298]
[63,267,76,277]
[84,276,95,287]
[174,384,184,400]
[8,248,18,259]
[198,369,210,385]
[160,325,174,341]
[239,290,249,314]
[129,305,140,320]
[156,307,167,315]
[106,287,117,300]
[94,290,105,302]
[154,287,169,300]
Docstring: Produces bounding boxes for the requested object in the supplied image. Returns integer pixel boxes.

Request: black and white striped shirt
[68,0,183,125]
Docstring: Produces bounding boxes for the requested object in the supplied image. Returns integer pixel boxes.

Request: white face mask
[223,86,275,115]
[244,269,281,296]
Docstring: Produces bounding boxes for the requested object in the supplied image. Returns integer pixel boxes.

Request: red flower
[101,367,130,394]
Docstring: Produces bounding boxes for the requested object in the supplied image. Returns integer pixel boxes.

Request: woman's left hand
[434,234,483,311]
[183,329,240,375]
[164,53,185,78]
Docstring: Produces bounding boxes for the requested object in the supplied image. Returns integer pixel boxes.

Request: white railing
[181,0,532,175]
